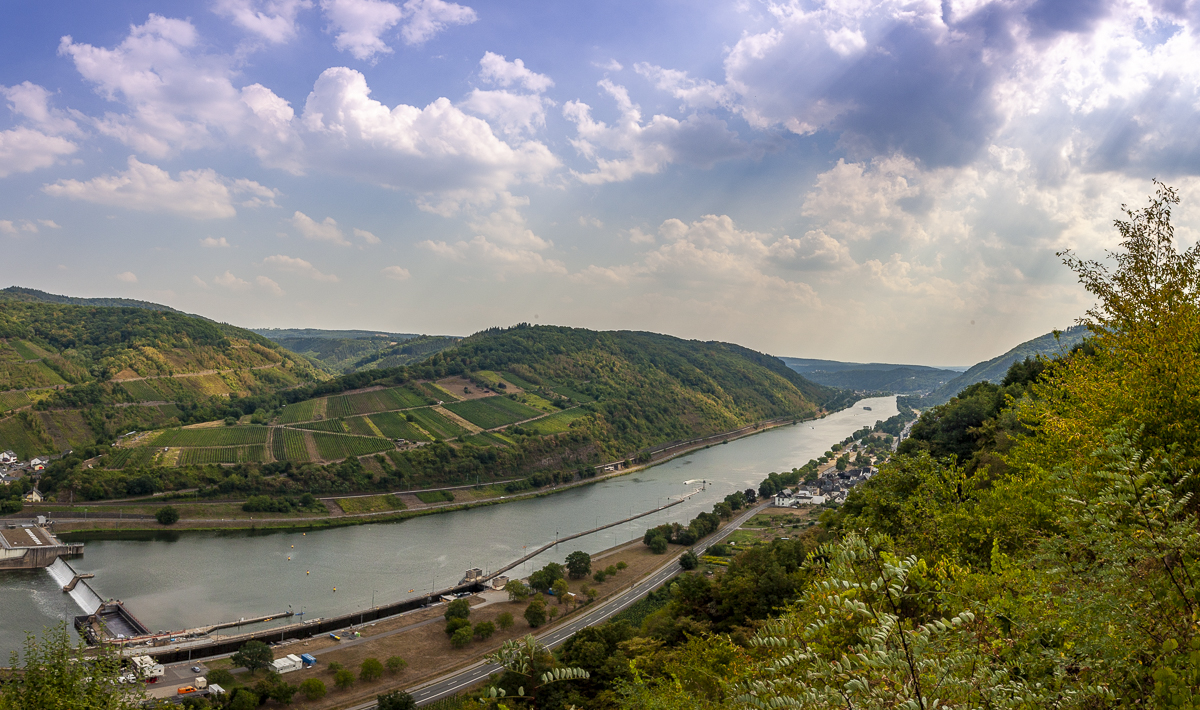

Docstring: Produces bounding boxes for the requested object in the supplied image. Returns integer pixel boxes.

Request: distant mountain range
[919,325,1088,405]
[253,328,460,374]
[780,358,960,396]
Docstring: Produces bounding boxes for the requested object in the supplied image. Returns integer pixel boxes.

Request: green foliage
[529,562,564,592]
[416,489,455,503]
[450,625,474,648]
[679,550,698,570]
[0,624,143,710]
[524,596,547,628]
[445,618,471,636]
[228,689,258,710]
[565,550,592,579]
[496,612,514,630]
[444,598,471,621]
[311,431,393,459]
[230,640,273,672]
[474,621,496,640]
[376,689,418,710]
[206,669,235,687]
[444,396,540,429]
[551,578,570,603]
[298,678,326,701]
[360,657,383,681]
[504,579,530,601]
[155,506,179,525]
[333,668,355,690]
[385,656,407,674]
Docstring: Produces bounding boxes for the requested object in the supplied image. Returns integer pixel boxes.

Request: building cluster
[0,450,47,501]
[773,465,878,508]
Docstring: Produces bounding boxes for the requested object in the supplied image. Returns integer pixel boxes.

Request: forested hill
[0,297,320,458]
[254,328,460,373]
[0,286,182,312]
[919,324,1088,405]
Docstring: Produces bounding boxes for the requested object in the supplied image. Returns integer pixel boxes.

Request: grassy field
[414,489,455,504]
[120,380,163,401]
[152,426,270,447]
[407,407,466,440]
[9,340,45,360]
[517,393,559,412]
[443,396,541,429]
[366,412,430,441]
[336,493,406,514]
[500,371,540,390]
[312,432,393,459]
[523,408,590,435]
[273,428,310,462]
[461,431,514,447]
[278,399,317,424]
[157,403,183,419]
[178,445,266,465]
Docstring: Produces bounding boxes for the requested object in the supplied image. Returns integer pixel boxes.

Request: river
[0,396,896,658]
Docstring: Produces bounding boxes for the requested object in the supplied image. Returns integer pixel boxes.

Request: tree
[551,578,570,603]
[445,617,471,635]
[565,550,592,579]
[497,612,514,630]
[475,621,496,640]
[298,678,326,701]
[529,562,564,592]
[252,673,296,704]
[444,598,470,621]
[680,550,699,570]
[0,623,143,710]
[385,656,408,674]
[229,690,258,710]
[586,587,598,603]
[376,690,417,710]
[231,639,273,672]
[360,657,384,681]
[616,561,627,570]
[206,669,235,686]
[484,635,590,708]
[334,668,355,690]
[504,579,531,601]
[525,596,547,627]
[155,506,179,525]
[451,625,473,648]
[593,570,607,583]
[649,536,668,554]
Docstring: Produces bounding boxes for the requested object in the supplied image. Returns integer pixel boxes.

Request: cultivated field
[367,412,430,441]
[407,407,466,440]
[444,396,541,429]
[152,426,270,447]
[277,399,317,424]
[312,432,393,459]
[273,428,310,462]
[524,407,590,434]
[178,445,266,465]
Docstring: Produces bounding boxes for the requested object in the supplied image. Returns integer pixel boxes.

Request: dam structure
[0,521,84,569]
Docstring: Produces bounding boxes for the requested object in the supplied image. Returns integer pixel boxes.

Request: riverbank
[40,409,827,536]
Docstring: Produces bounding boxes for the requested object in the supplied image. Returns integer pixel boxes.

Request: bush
[496,612,514,630]
[474,621,495,640]
[680,550,699,570]
[155,506,179,525]
[206,669,235,686]
[605,565,618,576]
[593,570,607,583]
[334,668,355,689]
[229,690,258,710]
[445,617,471,636]
[360,657,383,681]
[1,499,23,514]
[385,656,407,674]
[616,561,627,570]
[377,690,417,710]
[299,678,326,701]
[450,625,473,648]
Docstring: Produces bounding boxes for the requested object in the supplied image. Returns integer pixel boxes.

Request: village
[0,449,47,503]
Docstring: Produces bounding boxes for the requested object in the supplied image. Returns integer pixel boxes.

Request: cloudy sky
[3,0,1199,366]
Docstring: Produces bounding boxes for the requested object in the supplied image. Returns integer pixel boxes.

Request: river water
[0,396,896,658]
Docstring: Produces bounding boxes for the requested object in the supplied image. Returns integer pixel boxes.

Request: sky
[2,0,1200,367]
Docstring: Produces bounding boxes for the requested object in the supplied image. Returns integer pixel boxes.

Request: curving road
[344,502,766,709]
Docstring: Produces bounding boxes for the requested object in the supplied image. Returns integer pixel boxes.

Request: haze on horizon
[2,0,1199,368]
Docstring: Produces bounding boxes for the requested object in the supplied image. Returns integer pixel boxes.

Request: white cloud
[192,275,209,288]
[478,52,553,93]
[37,219,60,229]
[420,192,566,275]
[382,265,410,279]
[290,210,349,245]
[460,90,549,136]
[0,221,15,235]
[593,59,623,72]
[578,216,603,228]
[320,0,403,60]
[301,67,559,210]
[320,0,475,60]
[43,156,275,219]
[201,236,231,248]
[116,271,138,283]
[257,275,286,295]
[213,0,312,43]
[263,253,340,281]
[354,227,381,244]
[564,79,750,184]
[0,127,77,178]
[214,270,251,289]
[398,0,476,45]
[2,81,80,135]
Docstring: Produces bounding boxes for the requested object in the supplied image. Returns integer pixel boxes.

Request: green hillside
[254,328,459,373]
[32,324,848,502]
[782,357,959,395]
[0,296,321,459]
[919,325,1088,405]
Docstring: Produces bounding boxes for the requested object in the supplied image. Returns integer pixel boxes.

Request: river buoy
[291,545,294,549]
[306,570,310,575]
[333,587,337,592]
[287,556,291,561]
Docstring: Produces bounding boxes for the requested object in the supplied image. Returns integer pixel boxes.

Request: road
[344,502,767,709]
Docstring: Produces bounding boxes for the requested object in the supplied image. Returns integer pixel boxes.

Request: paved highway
[344,502,767,709]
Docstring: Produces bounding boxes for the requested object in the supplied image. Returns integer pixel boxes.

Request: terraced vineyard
[408,407,467,440]
[106,447,158,468]
[153,426,270,447]
[523,408,590,435]
[325,386,430,419]
[273,428,310,462]
[120,380,163,401]
[461,431,514,447]
[293,419,348,433]
[367,412,430,441]
[278,399,317,424]
[444,396,541,429]
[0,391,30,412]
[178,445,266,465]
[312,432,393,459]
[550,385,594,402]
[345,416,378,436]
